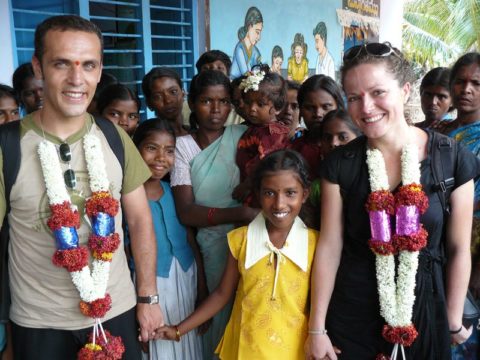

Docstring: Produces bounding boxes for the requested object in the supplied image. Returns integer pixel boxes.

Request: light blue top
[231,41,261,79]
[150,181,194,277]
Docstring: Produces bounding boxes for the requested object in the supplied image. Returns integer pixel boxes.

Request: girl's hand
[195,284,211,335]
[157,325,178,341]
[451,325,473,345]
[304,334,341,360]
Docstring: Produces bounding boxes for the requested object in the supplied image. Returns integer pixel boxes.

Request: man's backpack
[0,117,125,321]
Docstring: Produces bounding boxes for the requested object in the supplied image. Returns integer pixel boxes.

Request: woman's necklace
[37,130,125,359]
[365,143,429,360]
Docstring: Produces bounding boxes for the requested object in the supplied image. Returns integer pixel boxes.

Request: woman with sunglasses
[305,43,478,360]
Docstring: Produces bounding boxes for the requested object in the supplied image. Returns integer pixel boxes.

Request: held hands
[156,325,179,341]
[137,303,165,342]
[304,334,341,360]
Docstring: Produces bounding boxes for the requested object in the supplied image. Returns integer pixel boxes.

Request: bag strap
[0,120,21,215]
[430,131,457,215]
[94,117,125,174]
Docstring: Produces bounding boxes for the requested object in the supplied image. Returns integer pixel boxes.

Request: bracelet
[449,325,463,334]
[207,207,218,226]
[174,325,181,342]
[308,329,328,335]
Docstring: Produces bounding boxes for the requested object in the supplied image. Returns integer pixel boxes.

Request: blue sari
[190,125,246,359]
[449,122,480,359]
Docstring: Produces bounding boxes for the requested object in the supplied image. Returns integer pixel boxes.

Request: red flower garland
[88,234,120,261]
[77,330,125,360]
[85,192,119,217]
[366,190,395,213]
[395,184,428,213]
[382,324,418,347]
[52,247,89,272]
[80,294,112,318]
[47,202,80,230]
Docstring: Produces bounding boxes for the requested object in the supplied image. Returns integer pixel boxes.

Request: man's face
[32,30,102,121]
[314,34,325,54]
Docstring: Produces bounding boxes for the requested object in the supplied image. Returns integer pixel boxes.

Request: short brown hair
[34,15,103,63]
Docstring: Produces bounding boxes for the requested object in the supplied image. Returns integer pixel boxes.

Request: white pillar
[379,0,404,49]
[0,0,16,85]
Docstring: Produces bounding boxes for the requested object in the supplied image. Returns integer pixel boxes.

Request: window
[9,0,199,116]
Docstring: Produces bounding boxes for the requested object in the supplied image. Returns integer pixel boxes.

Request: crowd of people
[1,13,480,360]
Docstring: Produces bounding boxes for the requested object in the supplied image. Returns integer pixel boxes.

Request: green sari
[190,124,246,359]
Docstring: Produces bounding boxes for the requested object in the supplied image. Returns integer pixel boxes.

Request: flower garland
[365,144,428,360]
[239,68,265,92]
[38,133,124,359]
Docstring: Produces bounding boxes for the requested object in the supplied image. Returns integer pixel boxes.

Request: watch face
[138,295,159,304]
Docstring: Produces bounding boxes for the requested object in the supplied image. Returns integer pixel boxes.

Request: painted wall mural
[210,0,344,81]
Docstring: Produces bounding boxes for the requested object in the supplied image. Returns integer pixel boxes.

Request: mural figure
[287,33,309,84]
[230,6,263,79]
[313,21,335,79]
[270,45,284,76]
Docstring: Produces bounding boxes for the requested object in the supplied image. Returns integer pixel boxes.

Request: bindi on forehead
[75,61,80,66]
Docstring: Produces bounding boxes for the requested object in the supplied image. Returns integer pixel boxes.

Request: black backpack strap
[0,120,22,214]
[94,117,125,181]
[0,120,21,323]
[430,131,457,215]
[336,136,367,198]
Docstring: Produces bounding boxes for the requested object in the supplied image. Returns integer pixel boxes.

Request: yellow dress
[215,214,317,359]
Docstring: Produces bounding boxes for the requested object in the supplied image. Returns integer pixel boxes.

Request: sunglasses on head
[59,143,77,189]
[343,42,400,62]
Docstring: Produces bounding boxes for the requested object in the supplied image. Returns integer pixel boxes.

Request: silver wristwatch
[137,294,159,304]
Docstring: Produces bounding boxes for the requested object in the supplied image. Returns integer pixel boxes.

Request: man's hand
[137,303,165,342]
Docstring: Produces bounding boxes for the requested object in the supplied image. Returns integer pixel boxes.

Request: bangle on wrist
[308,329,327,335]
[174,325,181,342]
[449,325,463,334]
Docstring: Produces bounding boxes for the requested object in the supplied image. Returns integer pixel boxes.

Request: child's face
[301,89,337,131]
[191,85,231,131]
[147,77,184,122]
[243,91,277,125]
[259,170,309,233]
[272,57,283,71]
[102,99,140,136]
[278,89,300,131]
[139,131,175,180]
[321,118,358,156]
[420,85,452,122]
[200,60,228,76]
[294,46,303,64]
[21,76,44,114]
[0,96,20,125]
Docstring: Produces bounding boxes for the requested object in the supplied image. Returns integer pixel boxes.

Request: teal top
[150,181,194,277]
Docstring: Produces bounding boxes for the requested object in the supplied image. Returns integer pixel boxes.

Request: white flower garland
[239,69,265,92]
[38,134,113,304]
[366,144,421,329]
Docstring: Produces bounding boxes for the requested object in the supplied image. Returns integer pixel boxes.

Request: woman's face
[343,62,410,140]
[300,89,337,131]
[192,85,231,132]
[147,77,184,122]
[420,85,452,122]
[246,22,263,46]
[294,46,303,64]
[451,63,480,116]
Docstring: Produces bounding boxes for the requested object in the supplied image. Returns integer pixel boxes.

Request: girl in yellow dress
[159,149,318,359]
